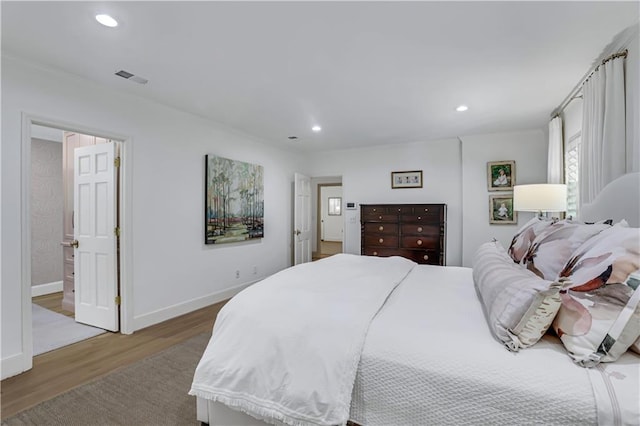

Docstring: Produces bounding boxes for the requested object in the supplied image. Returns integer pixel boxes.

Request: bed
[190,173,640,426]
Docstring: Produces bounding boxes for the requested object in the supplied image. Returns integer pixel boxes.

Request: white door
[74,143,119,331]
[294,172,312,265]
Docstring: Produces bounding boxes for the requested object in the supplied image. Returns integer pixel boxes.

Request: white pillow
[473,241,563,351]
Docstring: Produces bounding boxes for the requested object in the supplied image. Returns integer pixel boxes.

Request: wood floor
[312,240,343,260]
[1,293,227,419]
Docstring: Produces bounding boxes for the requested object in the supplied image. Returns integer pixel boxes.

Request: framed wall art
[489,194,517,224]
[487,160,515,191]
[391,170,423,189]
[205,154,264,244]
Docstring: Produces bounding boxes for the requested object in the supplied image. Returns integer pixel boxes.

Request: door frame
[20,113,133,369]
[315,183,343,255]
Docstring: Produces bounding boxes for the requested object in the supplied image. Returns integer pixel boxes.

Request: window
[565,133,581,219]
[328,197,342,216]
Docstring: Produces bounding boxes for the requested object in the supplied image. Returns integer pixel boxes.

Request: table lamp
[513,184,567,218]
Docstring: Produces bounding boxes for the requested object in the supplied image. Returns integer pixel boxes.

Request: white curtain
[579,55,626,208]
[547,116,564,184]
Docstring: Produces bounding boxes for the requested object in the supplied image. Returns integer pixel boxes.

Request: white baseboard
[31,281,63,297]
[1,353,28,380]
[132,280,257,332]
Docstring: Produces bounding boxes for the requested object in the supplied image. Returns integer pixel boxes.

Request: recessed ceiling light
[311,125,322,132]
[96,14,118,28]
[456,105,469,112]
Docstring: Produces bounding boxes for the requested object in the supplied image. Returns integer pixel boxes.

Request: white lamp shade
[513,184,567,212]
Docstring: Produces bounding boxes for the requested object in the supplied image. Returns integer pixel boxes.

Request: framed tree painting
[489,194,517,224]
[487,160,515,191]
[205,155,264,244]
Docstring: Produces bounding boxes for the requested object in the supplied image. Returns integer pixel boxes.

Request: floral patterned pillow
[521,219,611,280]
[508,216,557,263]
[552,224,640,366]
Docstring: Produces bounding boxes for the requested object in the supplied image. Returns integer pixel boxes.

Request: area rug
[2,332,210,425]
[32,303,106,356]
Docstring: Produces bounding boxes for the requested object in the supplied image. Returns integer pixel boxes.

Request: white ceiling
[2,1,638,152]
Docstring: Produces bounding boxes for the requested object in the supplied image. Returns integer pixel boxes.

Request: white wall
[305,131,548,268]
[1,55,304,378]
[306,138,464,266]
[460,129,547,266]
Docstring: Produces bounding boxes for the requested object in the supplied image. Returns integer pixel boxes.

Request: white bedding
[190,254,416,426]
[350,264,640,426]
[193,256,640,426]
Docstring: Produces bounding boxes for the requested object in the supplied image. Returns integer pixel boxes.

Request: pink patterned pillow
[508,217,556,263]
[521,220,611,280]
[552,224,640,366]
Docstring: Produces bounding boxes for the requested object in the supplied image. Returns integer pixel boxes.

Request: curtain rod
[550,49,628,118]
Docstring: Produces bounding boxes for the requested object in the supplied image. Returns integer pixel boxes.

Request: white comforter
[350,264,640,426]
[189,254,416,426]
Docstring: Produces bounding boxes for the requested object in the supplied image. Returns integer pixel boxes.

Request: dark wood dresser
[360,204,446,265]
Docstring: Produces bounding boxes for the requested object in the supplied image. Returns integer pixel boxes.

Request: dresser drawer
[389,205,413,214]
[402,249,439,264]
[361,205,388,215]
[364,223,398,235]
[362,213,398,222]
[63,246,75,263]
[400,224,440,236]
[363,247,403,257]
[64,261,75,280]
[364,235,398,248]
[401,235,438,249]
[401,213,442,223]
[364,248,438,264]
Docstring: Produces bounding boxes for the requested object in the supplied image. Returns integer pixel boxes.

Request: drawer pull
[373,251,378,256]
[379,215,383,220]
[417,239,423,246]
[373,208,377,212]
[417,216,422,220]
[378,226,384,231]
[423,254,429,260]
[424,208,429,212]
[417,226,423,232]
[397,208,401,212]
[379,238,384,243]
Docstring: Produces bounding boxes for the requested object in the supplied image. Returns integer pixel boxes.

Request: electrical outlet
[235,270,240,279]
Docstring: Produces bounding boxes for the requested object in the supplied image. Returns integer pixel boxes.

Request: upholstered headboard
[580,172,640,227]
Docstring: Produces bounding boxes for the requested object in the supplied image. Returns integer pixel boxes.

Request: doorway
[21,115,132,370]
[314,182,343,260]
[30,124,121,353]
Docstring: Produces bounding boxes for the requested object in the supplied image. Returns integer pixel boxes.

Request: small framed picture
[391,170,423,189]
[487,160,515,191]
[489,194,517,224]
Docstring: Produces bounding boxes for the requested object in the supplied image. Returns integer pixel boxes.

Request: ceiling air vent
[115,70,148,85]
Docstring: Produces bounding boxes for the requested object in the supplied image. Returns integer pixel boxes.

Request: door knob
[294,229,301,236]
[71,240,79,248]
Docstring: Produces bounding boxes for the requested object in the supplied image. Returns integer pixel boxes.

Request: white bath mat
[32,303,106,355]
